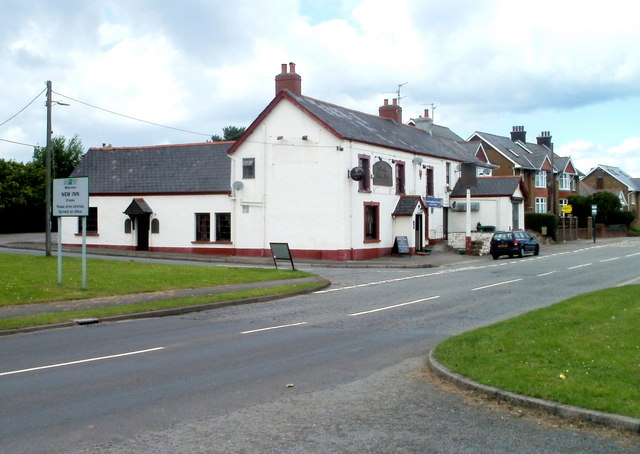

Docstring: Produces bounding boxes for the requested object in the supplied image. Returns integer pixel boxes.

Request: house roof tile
[71,142,232,194]
[450,176,524,197]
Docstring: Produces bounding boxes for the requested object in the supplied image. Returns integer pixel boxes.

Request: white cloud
[558,138,640,177]
[1,0,640,166]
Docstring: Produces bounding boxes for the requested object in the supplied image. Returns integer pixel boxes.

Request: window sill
[363,239,380,243]
[75,232,99,237]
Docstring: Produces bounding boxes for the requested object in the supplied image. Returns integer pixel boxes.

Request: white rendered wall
[60,194,233,250]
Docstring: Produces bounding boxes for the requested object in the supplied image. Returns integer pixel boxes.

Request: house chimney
[536,131,552,148]
[379,98,402,123]
[510,125,526,143]
[275,62,302,96]
[412,108,433,135]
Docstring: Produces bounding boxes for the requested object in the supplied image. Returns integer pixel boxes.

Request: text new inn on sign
[53,177,89,217]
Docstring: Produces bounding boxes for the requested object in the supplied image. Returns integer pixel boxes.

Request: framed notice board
[270,242,296,270]
[394,236,410,255]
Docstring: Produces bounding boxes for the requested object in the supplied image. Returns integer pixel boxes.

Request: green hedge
[525,213,557,240]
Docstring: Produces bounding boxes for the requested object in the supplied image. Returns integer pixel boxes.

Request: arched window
[124,218,132,233]
[151,218,160,234]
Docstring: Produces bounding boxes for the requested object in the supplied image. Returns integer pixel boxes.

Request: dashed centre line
[241,322,308,335]
[567,263,592,270]
[0,347,165,377]
[471,279,522,291]
[348,296,440,317]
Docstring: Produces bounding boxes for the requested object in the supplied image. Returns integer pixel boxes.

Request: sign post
[53,177,89,288]
[591,204,597,243]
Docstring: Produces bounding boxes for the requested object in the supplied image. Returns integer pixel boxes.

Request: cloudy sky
[2,0,639,177]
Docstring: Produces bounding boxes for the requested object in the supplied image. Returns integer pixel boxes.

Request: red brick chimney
[275,62,302,96]
[379,98,402,123]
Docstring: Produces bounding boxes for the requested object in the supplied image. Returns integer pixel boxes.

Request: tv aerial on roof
[383,82,408,105]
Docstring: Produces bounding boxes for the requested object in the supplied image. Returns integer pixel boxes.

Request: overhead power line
[0,87,47,128]
[52,90,213,137]
[0,138,38,148]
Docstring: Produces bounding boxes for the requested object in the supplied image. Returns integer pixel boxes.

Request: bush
[608,210,635,227]
[525,213,558,240]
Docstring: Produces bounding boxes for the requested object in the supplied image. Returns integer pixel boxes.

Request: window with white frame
[535,197,547,213]
[559,173,571,191]
[535,170,547,188]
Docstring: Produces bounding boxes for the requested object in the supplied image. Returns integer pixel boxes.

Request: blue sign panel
[425,197,443,208]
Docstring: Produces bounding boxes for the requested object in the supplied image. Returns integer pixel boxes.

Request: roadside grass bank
[0,281,322,331]
[433,285,640,419]
[1,254,312,306]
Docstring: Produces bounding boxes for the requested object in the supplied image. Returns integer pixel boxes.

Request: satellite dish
[412,157,423,165]
[232,181,244,190]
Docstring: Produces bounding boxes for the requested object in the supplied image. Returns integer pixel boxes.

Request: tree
[0,134,84,233]
[32,134,84,179]
[569,192,633,226]
[0,159,45,232]
[211,125,246,142]
[591,191,622,224]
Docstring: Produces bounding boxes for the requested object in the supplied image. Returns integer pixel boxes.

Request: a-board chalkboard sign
[394,236,410,254]
[270,242,296,270]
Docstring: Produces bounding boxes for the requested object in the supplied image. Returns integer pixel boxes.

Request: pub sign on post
[53,177,89,217]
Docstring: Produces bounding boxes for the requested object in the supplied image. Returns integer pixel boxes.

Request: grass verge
[0,254,312,306]
[0,281,322,331]
[433,285,640,419]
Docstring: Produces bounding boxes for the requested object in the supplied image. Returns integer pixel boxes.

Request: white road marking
[471,279,522,291]
[568,263,592,270]
[241,322,308,334]
[348,296,440,317]
[625,252,640,258]
[600,257,619,263]
[537,271,556,277]
[0,347,165,377]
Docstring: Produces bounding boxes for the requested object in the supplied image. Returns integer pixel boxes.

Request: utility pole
[45,80,52,256]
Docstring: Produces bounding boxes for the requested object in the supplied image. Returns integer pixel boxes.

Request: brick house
[581,164,640,224]
[467,127,580,215]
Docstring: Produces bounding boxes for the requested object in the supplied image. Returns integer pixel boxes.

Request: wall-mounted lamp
[302,135,308,140]
[336,146,344,151]
[276,136,283,140]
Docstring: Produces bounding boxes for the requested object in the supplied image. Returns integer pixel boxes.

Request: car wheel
[534,245,539,256]
[492,253,499,260]
[519,247,525,258]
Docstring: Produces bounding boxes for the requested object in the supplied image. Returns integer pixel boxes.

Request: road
[1,238,639,453]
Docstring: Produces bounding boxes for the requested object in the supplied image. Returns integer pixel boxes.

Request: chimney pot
[281,63,287,73]
[289,62,296,73]
[424,109,429,118]
[384,99,389,106]
[392,98,398,106]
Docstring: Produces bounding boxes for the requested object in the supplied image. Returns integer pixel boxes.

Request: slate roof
[289,92,476,162]
[450,176,525,198]
[587,165,640,191]
[230,90,482,165]
[124,198,153,215]
[392,196,424,216]
[71,142,232,194]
